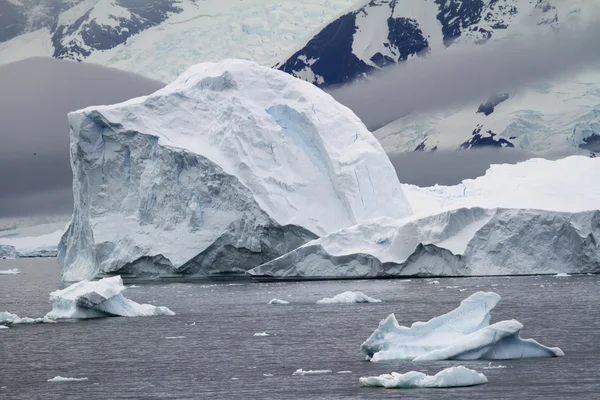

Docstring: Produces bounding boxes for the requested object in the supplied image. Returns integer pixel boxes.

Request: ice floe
[359,366,487,389]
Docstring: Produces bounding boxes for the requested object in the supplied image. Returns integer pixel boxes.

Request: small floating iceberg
[361,292,563,362]
[48,376,89,382]
[359,366,487,389]
[0,311,55,326]
[0,269,19,275]
[293,369,332,376]
[268,298,290,305]
[253,332,270,337]
[316,291,381,304]
[554,273,571,277]
[45,276,175,319]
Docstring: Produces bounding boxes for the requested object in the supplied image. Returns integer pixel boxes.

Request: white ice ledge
[361,292,564,362]
[359,366,488,389]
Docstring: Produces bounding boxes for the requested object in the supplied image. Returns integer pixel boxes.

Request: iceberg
[0,245,17,259]
[359,366,488,389]
[361,292,564,362]
[47,376,89,383]
[292,369,332,376]
[249,208,600,278]
[0,312,55,326]
[316,291,381,304]
[45,276,175,319]
[58,58,412,281]
[268,299,290,305]
[0,269,20,275]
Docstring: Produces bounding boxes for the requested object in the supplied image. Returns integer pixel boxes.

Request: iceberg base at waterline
[45,276,175,319]
[361,292,563,362]
[359,366,488,389]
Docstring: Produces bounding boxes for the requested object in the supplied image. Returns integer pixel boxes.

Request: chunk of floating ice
[165,336,186,340]
[293,369,332,376]
[0,325,8,329]
[361,292,564,362]
[337,371,353,374]
[482,362,507,370]
[0,269,19,275]
[268,298,290,305]
[428,280,440,285]
[316,291,381,304]
[0,311,55,326]
[45,276,175,319]
[554,273,571,277]
[48,376,89,382]
[359,366,487,389]
[253,332,270,337]
[263,374,274,377]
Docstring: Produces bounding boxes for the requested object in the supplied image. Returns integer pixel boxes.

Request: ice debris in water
[45,276,175,319]
[293,369,332,376]
[253,332,270,337]
[0,326,8,330]
[0,269,20,275]
[48,376,89,382]
[554,273,571,277]
[483,362,507,370]
[316,291,381,304]
[361,292,564,362]
[0,312,55,326]
[337,371,353,374]
[268,298,290,305]
[359,366,488,389]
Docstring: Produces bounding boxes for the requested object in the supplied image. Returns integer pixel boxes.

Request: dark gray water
[1,259,599,399]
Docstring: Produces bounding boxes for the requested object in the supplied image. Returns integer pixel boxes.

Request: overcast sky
[0,57,163,218]
[329,22,600,130]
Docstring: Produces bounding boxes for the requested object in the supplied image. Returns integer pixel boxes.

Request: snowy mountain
[0,0,356,83]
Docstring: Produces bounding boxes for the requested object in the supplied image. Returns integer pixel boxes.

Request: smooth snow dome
[268,298,290,305]
[0,311,55,326]
[359,366,488,389]
[59,58,412,281]
[316,291,381,304]
[46,276,175,319]
[361,292,564,362]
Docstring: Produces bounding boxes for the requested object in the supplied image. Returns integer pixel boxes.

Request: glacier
[0,221,66,259]
[248,156,600,278]
[359,366,488,389]
[45,276,175,319]
[59,58,412,281]
[361,292,564,362]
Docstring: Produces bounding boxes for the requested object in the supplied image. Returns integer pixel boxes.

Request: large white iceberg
[361,292,563,362]
[45,276,175,319]
[58,58,412,281]
[359,366,488,389]
[249,156,600,278]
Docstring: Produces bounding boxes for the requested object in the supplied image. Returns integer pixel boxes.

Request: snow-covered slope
[58,59,412,281]
[361,292,564,361]
[0,0,355,83]
[0,219,67,258]
[248,156,600,278]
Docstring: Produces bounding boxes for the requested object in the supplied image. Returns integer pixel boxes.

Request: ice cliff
[248,156,600,278]
[361,292,564,362]
[59,59,412,281]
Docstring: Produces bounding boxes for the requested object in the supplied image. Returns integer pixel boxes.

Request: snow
[59,58,412,281]
[0,269,19,275]
[268,299,290,305]
[254,332,270,337]
[359,366,488,389]
[316,291,381,304]
[45,276,175,319]
[361,292,564,362]
[293,369,332,375]
[0,312,55,326]
[249,156,600,278]
[47,376,89,383]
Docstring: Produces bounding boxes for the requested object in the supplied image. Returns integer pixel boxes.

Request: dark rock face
[477,93,510,116]
[460,124,514,149]
[434,0,485,45]
[277,0,428,87]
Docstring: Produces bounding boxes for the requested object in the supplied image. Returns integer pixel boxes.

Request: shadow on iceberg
[45,276,175,319]
[361,292,563,362]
